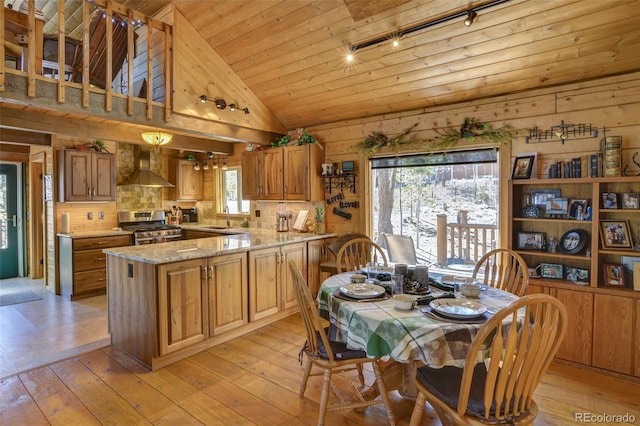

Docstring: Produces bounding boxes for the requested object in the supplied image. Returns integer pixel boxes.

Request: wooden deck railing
[436,213,497,266]
[1,0,172,121]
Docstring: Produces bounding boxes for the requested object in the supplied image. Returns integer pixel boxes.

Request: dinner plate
[429,299,487,319]
[339,283,386,299]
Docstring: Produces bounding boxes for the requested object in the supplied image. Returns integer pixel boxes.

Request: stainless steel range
[118,210,182,245]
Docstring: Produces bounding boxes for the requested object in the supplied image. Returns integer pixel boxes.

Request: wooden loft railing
[0,0,172,122]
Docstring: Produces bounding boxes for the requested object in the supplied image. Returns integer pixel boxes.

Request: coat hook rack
[526,120,601,144]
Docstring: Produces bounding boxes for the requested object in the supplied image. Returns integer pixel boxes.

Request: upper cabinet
[242,144,323,201]
[57,149,115,202]
[168,159,204,201]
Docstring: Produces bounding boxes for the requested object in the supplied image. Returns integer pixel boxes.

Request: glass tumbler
[367,262,379,280]
[391,274,404,295]
[453,276,468,299]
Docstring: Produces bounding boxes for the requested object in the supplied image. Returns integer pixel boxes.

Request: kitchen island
[103,228,335,370]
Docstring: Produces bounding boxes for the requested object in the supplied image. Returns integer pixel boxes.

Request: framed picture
[529,189,561,208]
[43,174,53,201]
[601,192,618,209]
[568,199,589,220]
[599,220,633,249]
[516,232,545,251]
[559,229,589,255]
[545,197,568,216]
[341,160,355,173]
[621,192,639,209]
[602,263,625,287]
[540,263,563,279]
[511,155,535,180]
[565,267,589,285]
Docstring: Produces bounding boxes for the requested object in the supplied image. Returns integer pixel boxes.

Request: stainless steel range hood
[121,145,175,187]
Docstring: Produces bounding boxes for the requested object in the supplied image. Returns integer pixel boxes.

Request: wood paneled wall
[307,72,640,239]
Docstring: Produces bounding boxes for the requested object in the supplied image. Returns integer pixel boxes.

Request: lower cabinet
[248,242,307,322]
[527,280,639,378]
[553,288,593,365]
[208,252,248,336]
[157,259,208,356]
[59,234,131,300]
[592,293,634,375]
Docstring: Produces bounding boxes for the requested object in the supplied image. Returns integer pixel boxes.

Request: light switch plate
[87,212,93,220]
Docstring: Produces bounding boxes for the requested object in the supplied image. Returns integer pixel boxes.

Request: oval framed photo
[559,229,588,255]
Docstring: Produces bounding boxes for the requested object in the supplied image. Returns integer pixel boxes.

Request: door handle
[12,215,17,227]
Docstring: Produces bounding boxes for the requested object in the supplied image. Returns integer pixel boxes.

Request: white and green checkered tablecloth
[318,273,518,368]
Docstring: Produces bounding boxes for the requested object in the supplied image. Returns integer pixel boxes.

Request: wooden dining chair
[319,233,370,276]
[335,237,388,273]
[288,261,395,426]
[409,294,567,426]
[472,248,529,296]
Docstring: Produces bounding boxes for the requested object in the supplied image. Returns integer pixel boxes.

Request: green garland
[358,118,521,154]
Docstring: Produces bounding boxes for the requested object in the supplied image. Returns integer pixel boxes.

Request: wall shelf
[322,173,356,194]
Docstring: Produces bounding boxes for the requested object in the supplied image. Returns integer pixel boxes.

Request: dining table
[317,271,519,398]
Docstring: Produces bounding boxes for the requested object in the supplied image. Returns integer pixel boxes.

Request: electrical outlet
[87,212,93,220]
[98,211,104,220]
[15,34,27,44]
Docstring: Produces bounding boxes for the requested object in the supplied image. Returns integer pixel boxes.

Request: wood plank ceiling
[6,0,640,130]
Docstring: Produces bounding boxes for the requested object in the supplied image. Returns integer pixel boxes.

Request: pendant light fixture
[141,131,173,146]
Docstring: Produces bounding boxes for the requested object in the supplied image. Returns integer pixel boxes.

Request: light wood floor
[1,280,640,425]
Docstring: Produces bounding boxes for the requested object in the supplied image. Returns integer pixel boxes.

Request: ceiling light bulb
[203,161,209,170]
[464,10,477,27]
[392,38,399,47]
[212,160,219,169]
[222,158,227,170]
[242,107,250,114]
[215,99,226,109]
[229,103,236,111]
[199,95,207,103]
[194,161,200,171]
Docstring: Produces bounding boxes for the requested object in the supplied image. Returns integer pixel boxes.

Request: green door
[0,164,19,279]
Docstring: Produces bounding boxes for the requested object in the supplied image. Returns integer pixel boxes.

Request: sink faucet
[224,205,230,228]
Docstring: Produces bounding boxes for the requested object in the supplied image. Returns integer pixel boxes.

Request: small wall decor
[516,232,545,251]
[622,192,639,209]
[326,192,345,205]
[559,229,589,255]
[602,263,625,287]
[511,155,536,179]
[525,120,599,144]
[339,200,359,209]
[332,207,352,220]
[600,220,633,250]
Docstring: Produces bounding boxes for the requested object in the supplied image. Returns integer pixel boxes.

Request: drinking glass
[453,276,468,299]
[367,262,379,280]
[391,274,404,295]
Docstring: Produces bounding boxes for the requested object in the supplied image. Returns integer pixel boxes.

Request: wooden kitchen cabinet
[248,242,307,321]
[157,259,208,356]
[168,159,203,200]
[242,144,323,201]
[57,149,115,201]
[552,288,593,365]
[208,252,248,335]
[58,234,131,300]
[592,293,635,375]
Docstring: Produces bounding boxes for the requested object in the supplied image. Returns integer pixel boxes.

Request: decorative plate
[522,205,540,218]
[429,299,487,319]
[339,283,386,299]
[559,229,588,255]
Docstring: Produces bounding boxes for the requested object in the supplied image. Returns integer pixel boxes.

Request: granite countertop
[57,229,133,238]
[103,228,335,264]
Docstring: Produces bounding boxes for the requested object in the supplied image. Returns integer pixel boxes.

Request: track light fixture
[345,0,508,60]
[464,10,477,27]
[198,95,250,114]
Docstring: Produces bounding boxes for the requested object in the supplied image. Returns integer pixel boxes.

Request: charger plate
[340,283,386,299]
[429,299,487,319]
